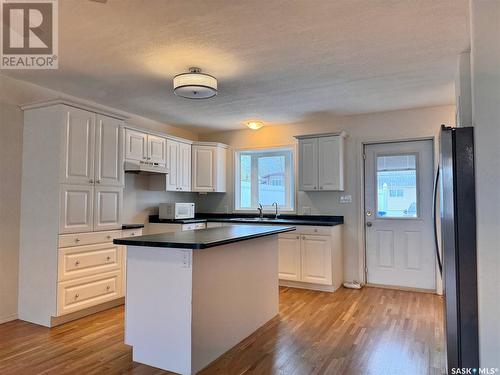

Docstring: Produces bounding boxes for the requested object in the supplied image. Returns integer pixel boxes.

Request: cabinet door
[61,107,95,185]
[300,235,332,285]
[148,135,167,165]
[94,186,123,231]
[60,184,94,234]
[192,146,215,192]
[95,115,123,186]
[319,136,344,191]
[125,129,147,162]
[166,140,179,191]
[278,234,302,281]
[298,139,318,191]
[178,142,192,191]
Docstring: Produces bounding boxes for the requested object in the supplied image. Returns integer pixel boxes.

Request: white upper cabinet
[192,143,227,192]
[178,142,191,191]
[60,184,94,234]
[93,186,123,231]
[298,138,318,191]
[125,129,147,162]
[147,135,167,165]
[60,107,95,185]
[318,136,344,191]
[95,115,123,186]
[166,140,179,191]
[296,132,345,191]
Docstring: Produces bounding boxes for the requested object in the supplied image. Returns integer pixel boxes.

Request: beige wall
[198,105,455,283]
[0,74,198,322]
[470,0,500,366]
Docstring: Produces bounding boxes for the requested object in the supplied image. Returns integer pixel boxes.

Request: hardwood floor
[0,287,445,375]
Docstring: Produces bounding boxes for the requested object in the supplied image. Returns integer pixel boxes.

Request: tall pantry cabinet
[18,100,128,327]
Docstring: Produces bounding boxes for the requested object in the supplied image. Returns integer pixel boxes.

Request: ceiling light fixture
[173,67,218,99]
[245,121,264,130]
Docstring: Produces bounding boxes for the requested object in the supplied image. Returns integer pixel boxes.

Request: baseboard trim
[365,283,437,294]
[279,280,338,292]
[50,297,125,327]
[0,313,18,324]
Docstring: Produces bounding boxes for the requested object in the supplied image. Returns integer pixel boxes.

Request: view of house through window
[376,154,418,218]
[236,148,294,211]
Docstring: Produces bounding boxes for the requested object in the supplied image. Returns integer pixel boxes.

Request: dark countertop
[122,224,145,230]
[149,213,343,227]
[114,225,296,249]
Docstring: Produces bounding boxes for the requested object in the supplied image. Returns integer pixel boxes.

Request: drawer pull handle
[75,238,80,243]
[74,294,79,299]
[75,260,80,266]
[106,286,110,291]
[106,256,111,262]
[131,232,135,236]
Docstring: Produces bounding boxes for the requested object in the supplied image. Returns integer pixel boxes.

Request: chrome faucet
[272,202,279,219]
[257,203,264,219]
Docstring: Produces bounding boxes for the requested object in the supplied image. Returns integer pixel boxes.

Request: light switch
[339,195,352,204]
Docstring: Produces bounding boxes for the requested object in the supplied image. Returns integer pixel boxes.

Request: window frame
[234,146,296,213]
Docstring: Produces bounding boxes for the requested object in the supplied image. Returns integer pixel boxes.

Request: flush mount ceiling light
[245,121,264,130]
[173,67,218,99]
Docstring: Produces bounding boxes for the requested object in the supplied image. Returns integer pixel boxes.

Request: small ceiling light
[245,121,264,130]
[173,67,217,99]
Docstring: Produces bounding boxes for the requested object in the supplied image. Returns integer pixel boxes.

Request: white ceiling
[4,0,470,133]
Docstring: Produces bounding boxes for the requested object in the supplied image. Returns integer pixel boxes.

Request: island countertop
[114,224,296,249]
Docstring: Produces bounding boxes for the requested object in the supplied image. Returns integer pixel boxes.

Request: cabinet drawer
[58,243,122,281]
[194,223,206,230]
[58,230,122,248]
[57,271,121,316]
[121,228,143,238]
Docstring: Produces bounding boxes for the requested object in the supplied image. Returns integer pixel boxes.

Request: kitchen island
[114,225,295,375]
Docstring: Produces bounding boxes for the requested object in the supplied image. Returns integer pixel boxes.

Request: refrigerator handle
[433,167,443,276]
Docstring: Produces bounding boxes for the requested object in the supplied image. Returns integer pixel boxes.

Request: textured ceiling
[3,0,469,132]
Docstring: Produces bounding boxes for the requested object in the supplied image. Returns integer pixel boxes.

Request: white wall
[0,74,198,323]
[470,0,500,367]
[198,105,455,283]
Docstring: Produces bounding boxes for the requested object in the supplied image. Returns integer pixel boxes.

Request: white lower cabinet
[300,235,332,285]
[57,270,121,316]
[278,226,342,291]
[278,234,302,281]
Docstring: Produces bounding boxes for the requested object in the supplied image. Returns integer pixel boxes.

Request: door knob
[366,222,372,227]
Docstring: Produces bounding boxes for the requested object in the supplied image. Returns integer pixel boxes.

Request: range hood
[124,160,168,174]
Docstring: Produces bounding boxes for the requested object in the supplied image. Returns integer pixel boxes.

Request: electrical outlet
[339,195,352,204]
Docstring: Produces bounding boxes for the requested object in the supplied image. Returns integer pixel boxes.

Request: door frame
[357,135,442,294]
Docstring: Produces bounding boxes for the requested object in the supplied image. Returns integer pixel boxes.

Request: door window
[376,154,418,218]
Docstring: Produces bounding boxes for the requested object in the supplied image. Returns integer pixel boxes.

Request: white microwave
[159,203,195,220]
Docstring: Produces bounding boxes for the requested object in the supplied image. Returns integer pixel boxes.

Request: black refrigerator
[438,125,479,371]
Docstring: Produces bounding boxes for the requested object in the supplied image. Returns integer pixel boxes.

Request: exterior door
[60,107,95,185]
[147,135,167,165]
[298,139,318,191]
[125,129,147,162]
[166,140,179,191]
[93,186,123,231]
[300,235,332,285]
[59,184,94,234]
[364,140,435,290]
[178,142,191,191]
[192,146,215,192]
[278,234,301,281]
[95,115,123,186]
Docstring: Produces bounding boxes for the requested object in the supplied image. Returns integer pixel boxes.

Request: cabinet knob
[89,179,94,184]
[74,294,79,299]
[313,186,317,189]
[75,238,80,243]
[107,235,112,239]
[106,286,110,291]
[296,236,300,239]
[131,232,135,236]
[320,186,323,190]
[75,260,80,266]
[96,180,101,184]
[106,256,111,262]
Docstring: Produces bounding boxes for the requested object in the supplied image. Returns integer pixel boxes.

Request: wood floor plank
[0,286,445,375]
